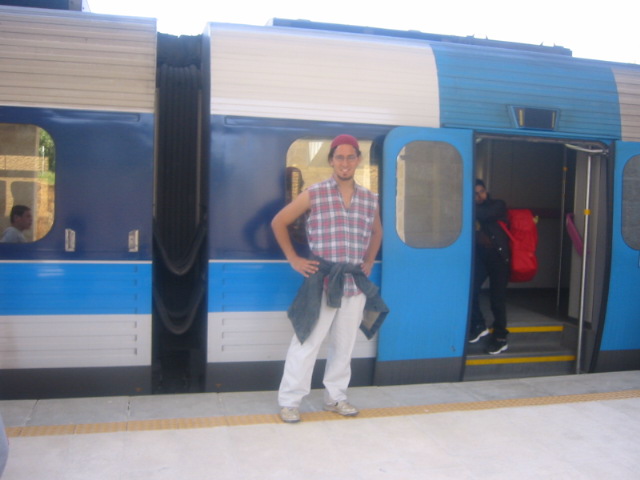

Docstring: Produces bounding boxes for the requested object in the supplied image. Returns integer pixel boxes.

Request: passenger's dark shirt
[476,197,510,263]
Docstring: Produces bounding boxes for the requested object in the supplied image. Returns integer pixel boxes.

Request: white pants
[278,292,366,408]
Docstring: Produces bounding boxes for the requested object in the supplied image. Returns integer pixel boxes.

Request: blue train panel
[600,142,640,353]
[0,107,154,261]
[207,117,390,260]
[209,261,381,313]
[0,262,152,315]
[431,43,622,139]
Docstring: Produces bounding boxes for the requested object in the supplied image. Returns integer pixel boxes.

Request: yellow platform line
[6,389,639,438]
[466,355,576,366]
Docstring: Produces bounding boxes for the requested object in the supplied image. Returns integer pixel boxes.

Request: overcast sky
[87,0,638,64]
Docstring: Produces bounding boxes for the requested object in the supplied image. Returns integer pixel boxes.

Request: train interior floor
[1,370,639,479]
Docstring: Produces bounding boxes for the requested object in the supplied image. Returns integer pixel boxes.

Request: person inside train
[0,205,32,243]
[469,179,510,354]
[271,134,385,423]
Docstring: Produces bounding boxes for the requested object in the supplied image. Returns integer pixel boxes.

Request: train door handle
[65,229,76,252]
[128,230,140,252]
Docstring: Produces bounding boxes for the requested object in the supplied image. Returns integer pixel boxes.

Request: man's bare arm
[271,190,319,277]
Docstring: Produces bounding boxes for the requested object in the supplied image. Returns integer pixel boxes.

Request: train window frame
[622,154,640,250]
[0,123,56,244]
[396,140,462,248]
[285,137,378,200]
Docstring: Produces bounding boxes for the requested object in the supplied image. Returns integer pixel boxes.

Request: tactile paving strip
[6,389,639,438]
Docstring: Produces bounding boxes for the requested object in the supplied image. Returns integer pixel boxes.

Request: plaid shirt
[306,177,378,296]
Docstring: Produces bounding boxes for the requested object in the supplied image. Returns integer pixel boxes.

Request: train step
[467,324,568,350]
[463,351,576,381]
[463,321,577,381]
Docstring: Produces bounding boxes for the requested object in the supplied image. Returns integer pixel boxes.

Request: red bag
[499,209,538,282]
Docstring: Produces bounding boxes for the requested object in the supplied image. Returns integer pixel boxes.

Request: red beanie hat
[330,134,360,151]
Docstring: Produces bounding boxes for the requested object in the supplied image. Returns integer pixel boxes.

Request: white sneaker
[279,407,300,423]
[324,400,359,416]
[469,327,490,344]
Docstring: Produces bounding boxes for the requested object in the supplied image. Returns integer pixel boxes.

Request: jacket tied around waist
[287,256,390,344]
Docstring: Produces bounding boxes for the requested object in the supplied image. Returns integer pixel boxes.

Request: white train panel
[208,311,376,363]
[613,66,640,141]
[0,6,156,113]
[0,314,151,369]
[209,23,439,127]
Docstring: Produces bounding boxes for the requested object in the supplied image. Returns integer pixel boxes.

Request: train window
[622,155,640,250]
[396,140,462,248]
[285,138,378,197]
[0,123,55,243]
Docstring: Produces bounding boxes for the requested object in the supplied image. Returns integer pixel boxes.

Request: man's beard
[335,173,354,182]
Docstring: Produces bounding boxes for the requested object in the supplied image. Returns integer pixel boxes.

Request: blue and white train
[0,5,638,399]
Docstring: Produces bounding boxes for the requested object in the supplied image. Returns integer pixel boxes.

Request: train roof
[269,18,573,57]
[0,0,88,11]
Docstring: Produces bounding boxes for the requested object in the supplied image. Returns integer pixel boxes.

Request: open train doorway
[466,135,610,380]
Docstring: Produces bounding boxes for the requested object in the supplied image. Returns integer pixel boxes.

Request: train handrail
[565,213,584,256]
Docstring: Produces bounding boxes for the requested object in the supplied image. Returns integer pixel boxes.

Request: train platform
[1,370,639,479]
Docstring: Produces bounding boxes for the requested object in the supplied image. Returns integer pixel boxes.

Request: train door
[563,144,608,372]
[374,127,474,385]
[596,142,640,371]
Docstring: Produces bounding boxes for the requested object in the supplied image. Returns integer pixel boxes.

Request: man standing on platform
[271,134,384,423]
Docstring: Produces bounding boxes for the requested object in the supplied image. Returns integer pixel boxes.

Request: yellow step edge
[466,355,576,366]
[508,325,564,333]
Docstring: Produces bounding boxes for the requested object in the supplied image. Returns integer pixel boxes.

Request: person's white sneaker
[469,327,490,343]
[279,407,300,423]
[324,400,359,416]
